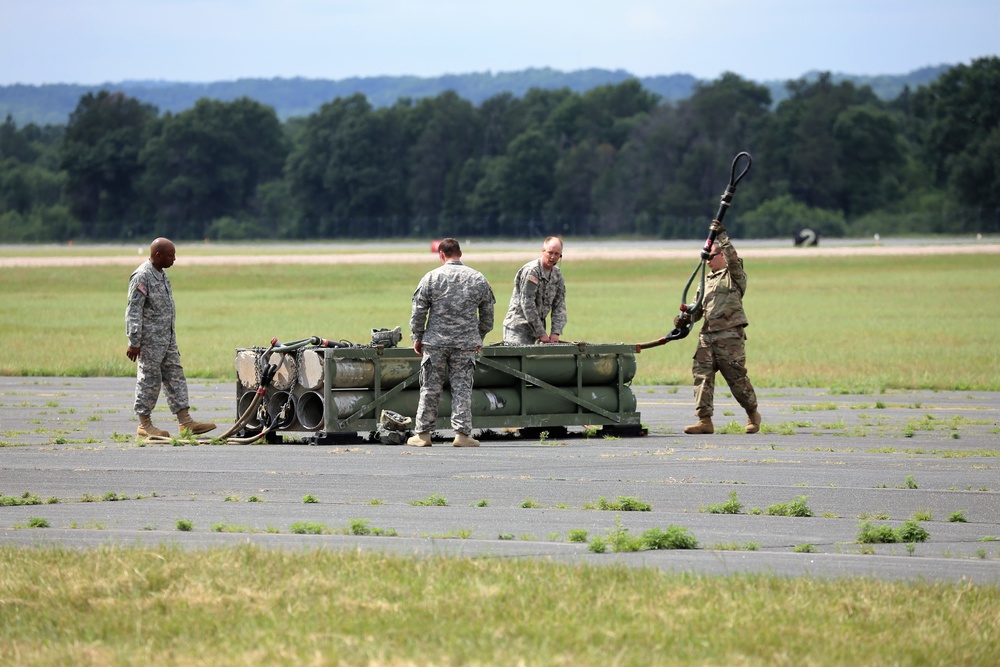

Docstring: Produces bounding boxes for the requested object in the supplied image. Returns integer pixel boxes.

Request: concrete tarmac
[1,376,998,582]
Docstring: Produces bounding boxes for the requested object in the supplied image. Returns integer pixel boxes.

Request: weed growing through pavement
[290,522,328,535]
[410,493,448,506]
[521,498,541,508]
[717,421,745,434]
[302,494,319,503]
[345,519,399,536]
[588,517,699,553]
[175,519,194,531]
[348,519,371,535]
[588,536,608,553]
[1,492,43,506]
[949,511,969,523]
[703,491,743,514]
[857,520,929,544]
[793,544,817,553]
[792,402,839,412]
[766,496,813,517]
[586,496,651,511]
[568,529,588,543]
[712,542,760,551]
[211,523,254,533]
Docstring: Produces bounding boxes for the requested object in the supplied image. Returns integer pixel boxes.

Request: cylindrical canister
[325,385,633,420]
[295,391,325,430]
[267,390,297,429]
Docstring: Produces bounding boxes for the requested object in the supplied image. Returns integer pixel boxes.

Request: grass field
[1,249,998,390]
[1,544,997,666]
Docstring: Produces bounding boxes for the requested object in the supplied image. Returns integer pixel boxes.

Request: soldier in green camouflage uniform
[502,236,567,344]
[126,238,215,439]
[408,238,495,447]
[676,222,761,435]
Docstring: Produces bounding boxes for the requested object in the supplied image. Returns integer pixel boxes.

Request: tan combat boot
[683,417,714,435]
[745,409,762,434]
[453,432,480,447]
[407,432,432,447]
[176,408,216,435]
[137,414,169,438]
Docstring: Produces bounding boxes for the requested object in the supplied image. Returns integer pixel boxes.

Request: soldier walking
[407,238,495,447]
[125,237,215,438]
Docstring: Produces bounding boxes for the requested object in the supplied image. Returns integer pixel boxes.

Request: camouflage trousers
[133,339,189,416]
[691,327,758,418]
[502,323,537,345]
[415,345,478,435]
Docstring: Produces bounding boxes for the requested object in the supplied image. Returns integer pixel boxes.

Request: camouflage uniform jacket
[502,259,567,340]
[410,260,495,349]
[126,260,175,348]
[692,233,749,333]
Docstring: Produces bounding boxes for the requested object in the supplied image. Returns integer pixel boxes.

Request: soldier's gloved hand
[673,312,692,329]
[710,220,726,235]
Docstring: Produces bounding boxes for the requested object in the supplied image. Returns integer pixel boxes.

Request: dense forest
[1,57,997,243]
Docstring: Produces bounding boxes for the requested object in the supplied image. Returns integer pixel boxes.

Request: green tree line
[2,57,998,243]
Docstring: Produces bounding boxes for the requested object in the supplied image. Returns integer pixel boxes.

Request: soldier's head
[437,238,462,262]
[707,242,726,271]
[150,238,176,271]
[540,236,563,270]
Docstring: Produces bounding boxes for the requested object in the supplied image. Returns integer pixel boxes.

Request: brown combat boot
[176,408,216,435]
[406,432,432,447]
[453,432,480,447]
[745,409,762,434]
[137,414,169,438]
[683,417,714,435]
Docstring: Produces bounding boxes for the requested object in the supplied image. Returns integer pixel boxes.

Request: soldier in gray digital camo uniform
[502,236,566,344]
[408,238,495,447]
[675,221,761,435]
[126,238,215,439]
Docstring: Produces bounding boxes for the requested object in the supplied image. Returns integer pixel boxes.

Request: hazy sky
[2,1,997,85]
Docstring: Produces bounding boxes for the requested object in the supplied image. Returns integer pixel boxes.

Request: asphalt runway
[1,376,998,583]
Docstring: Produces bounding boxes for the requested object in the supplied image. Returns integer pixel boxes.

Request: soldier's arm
[478,283,496,340]
[550,273,567,336]
[518,272,547,340]
[718,232,746,282]
[409,281,430,344]
[125,276,145,348]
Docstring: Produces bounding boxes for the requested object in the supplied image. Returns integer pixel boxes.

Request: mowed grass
[1,251,997,389]
[1,544,997,667]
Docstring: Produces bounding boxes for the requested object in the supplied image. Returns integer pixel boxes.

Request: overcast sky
[2,1,997,86]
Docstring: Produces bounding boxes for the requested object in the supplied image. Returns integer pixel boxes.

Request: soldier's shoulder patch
[527,274,539,285]
[137,283,148,296]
